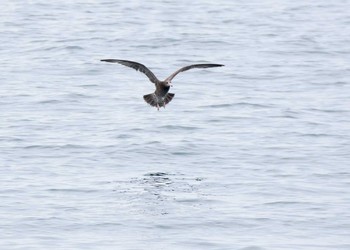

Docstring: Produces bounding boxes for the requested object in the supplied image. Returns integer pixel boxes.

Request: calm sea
[1,1,350,249]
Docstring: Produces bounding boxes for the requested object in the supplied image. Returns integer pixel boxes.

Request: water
[1,1,350,249]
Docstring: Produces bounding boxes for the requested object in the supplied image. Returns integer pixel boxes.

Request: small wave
[116,134,133,139]
[171,151,199,156]
[307,108,349,114]
[79,84,100,88]
[299,133,336,138]
[202,102,271,109]
[202,103,233,108]
[46,188,98,193]
[145,140,161,145]
[234,102,272,108]
[334,81,348,86]
[238,247,267,250]
[268,115,297,119]
[41,45,84,51]
[65,93,94,99]
[38,99,61,104]
[175,198,201,203]
[22,144,88,150]
[159,125,200,130]
[43,46,58,51]
[262,201,309,206]
[144,172,168,177]
[65,45,84,50]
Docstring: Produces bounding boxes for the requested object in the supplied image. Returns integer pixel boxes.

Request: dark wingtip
[101,59,118,63]
[208,63,224,67]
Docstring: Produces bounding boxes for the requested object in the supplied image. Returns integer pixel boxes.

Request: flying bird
[101,59,224,110]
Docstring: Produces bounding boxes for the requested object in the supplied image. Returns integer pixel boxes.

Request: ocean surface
[1,1,350,249]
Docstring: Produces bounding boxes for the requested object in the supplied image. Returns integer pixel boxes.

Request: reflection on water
[112,172,205,216]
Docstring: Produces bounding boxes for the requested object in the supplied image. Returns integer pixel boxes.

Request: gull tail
[143,93,175,108]
[164,93,175,106]
[143,93,158,107]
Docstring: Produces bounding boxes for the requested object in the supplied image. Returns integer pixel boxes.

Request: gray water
[1,1,350,249]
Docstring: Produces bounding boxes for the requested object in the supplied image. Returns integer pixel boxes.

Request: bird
[100,59,224,110]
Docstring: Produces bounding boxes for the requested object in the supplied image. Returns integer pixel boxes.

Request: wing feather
[101,59,160,84]
[165,63,224,82]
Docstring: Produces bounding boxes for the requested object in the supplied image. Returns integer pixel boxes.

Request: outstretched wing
[101,59,160,84]
[165,63,224,82]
